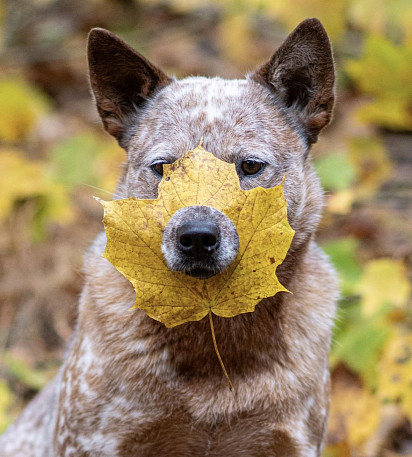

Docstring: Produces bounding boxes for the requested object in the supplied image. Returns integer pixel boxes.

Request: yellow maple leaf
[98,144,294,328]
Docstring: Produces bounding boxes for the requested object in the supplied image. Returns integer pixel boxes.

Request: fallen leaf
[379,332,412,421]
[357,259,411,317]
[0,78,49,142]
[348,136,392,200]
[314,153,356,192]
[345,35,412,130]
[99,143,294,328]
[327,190,355,215]
[328,382,381,452]
[322,237,362,296]
[0,147,72,230]
[331,315,390,387]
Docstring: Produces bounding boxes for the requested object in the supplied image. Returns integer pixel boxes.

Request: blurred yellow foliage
[140,0,345,40]
[327,190,355,215]
[316,136,392,216]
[347,390,381,448]
[346,35,412,130]
[0,380,14,433]
[260,0,347,40]
[219,13,255,67]
[0,148,43,219]
[348,137,392,199]
[357,259,411,317]
[328,383,381,452]
[347,0,412,41]
[0,78,50,143]
[379,333,412,421]
[0,148,72,225]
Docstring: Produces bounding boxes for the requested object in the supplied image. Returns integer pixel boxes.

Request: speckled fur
[0,19,338,457]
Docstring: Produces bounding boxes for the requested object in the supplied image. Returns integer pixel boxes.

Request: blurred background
[0,0,411,455]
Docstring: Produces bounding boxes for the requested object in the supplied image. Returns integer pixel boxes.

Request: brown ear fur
[87,28,171,148]
[252,18,335,144]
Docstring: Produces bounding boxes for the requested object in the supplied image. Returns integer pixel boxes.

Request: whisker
[82,184,113,195]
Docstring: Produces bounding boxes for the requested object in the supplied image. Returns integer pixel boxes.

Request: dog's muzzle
[161,206,239,279]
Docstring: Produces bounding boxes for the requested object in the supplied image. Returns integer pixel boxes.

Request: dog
[0,18,338,457]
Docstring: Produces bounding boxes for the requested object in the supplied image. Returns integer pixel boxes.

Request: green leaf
[314,154,356,192]
[49,133,102,188]
[5,355,51,391]
[333,317,391,386]
[323,237,362,296]
[49,132,124,195]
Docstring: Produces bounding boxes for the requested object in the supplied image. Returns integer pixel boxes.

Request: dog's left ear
[252,18,335,144]
[88,28,172,148]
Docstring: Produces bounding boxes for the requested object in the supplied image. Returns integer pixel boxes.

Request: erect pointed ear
[251,18,335,144]
[87,28,172,148]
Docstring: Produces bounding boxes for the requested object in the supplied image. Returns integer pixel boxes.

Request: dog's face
[88,19,335,279]
[120,77,310,279]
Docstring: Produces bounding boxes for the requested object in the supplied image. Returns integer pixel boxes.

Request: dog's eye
[241,160,265,176]
[151,161,168,177]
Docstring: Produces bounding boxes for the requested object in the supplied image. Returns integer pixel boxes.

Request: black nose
[176,222,220,258]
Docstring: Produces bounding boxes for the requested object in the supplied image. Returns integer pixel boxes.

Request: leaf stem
[208,309,233,391]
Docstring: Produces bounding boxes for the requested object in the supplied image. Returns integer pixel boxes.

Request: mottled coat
[0,18,338,457]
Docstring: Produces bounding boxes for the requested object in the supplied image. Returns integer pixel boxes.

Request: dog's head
[88,19,335,279]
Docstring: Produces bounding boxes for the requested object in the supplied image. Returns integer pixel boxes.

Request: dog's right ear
[251,18,335,144]
[88,28,171,148]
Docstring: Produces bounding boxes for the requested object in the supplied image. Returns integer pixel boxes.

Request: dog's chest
[56,382,309,457]
[54,339,317,457]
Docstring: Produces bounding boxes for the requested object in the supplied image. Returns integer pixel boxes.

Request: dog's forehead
[130,76,306,163]
[166,77,250,113]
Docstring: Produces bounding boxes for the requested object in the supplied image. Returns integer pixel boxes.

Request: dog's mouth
[177,257,221,279]
[185,265,220,280]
